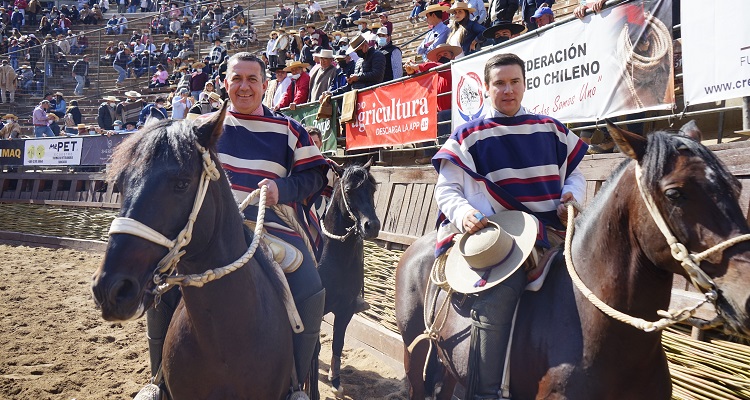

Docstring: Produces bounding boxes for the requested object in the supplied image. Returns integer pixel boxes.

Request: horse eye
[664,188,683,201]
[175,179,190,192]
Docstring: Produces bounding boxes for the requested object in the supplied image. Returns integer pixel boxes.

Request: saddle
[243,220,303,274]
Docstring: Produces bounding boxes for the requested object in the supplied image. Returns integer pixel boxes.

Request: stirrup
[133,383,162,400]
[287,390,310,400]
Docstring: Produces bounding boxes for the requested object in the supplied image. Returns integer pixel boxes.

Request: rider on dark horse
[140,53,329,399]
[431,53,588,399]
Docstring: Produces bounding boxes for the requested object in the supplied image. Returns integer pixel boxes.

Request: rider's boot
[466,268,526,400]
[290,288,326,399]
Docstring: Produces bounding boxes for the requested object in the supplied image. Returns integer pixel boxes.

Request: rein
[320,179,360,242]
[563,163,750,332]
[107,142,269,295]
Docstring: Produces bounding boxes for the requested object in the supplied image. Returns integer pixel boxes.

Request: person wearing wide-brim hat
[308,49,337,102]
[124,90,142,98]
[424,43,462,63]
[276,60,311,111]
[446,1,485,56]
[328,33,385,96]
[482,20,526,45]
[0,114,21,139]
[416,4,450,61]
[98,96,119,131]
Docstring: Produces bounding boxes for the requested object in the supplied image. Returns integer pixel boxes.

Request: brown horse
[395,121,750,399]
[91,106,294,399]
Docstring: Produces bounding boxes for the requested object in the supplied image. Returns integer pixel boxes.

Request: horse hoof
[333,384,345,399]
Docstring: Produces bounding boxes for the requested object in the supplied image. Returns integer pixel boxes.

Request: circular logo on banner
[456,72,485,123]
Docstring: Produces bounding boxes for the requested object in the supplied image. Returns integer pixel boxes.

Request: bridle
[107,142,268,295]
[564,162,750,332]
[319,176,361,242]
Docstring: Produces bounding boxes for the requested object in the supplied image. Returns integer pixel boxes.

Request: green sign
[283,103,338,156]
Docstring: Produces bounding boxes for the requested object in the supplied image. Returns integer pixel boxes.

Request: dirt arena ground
[0,244,408,400]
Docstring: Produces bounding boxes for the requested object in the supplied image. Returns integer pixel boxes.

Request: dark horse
[91,105,295,399]
[317,159,381,396]
[395,122,750,399]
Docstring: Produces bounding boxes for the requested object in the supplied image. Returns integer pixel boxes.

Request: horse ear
[194,100,228,148]
[332,162,344,177]
[605,119,647,161]
[363,156,374,170]
[678,120,702,142]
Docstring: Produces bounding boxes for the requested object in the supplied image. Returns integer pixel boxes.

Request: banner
[283,103,338,156]
[452,0,674,128]
[346,72,438,150]
[0,140,24,166]
[24,138,83,166]
[80,134,129,165]
[681,0,750,105]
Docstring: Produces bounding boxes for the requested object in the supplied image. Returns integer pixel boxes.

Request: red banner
[346,72,438,150]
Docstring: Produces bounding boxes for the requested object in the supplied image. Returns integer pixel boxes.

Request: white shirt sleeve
[562,167,586,204]
[435,160,492,233]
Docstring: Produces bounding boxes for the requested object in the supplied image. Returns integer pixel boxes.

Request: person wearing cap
[329,33,385,96]
[520,0,554,31]
[328,49,353,93]
[299,35,315,66]
[0,60,17,104]
[416,4,450,62]
[308,49,336,102]
[377,12,393,35]
[375,26,402,82]
[0,114,21,139]
[112,46,131,85]
[481,20,525,47]
[529,3,554,28]
[170,88,192,120]
[10,6,22,30]
[111,119,124,132]
[97,96,118,131]
[447,1,485,56]
[137,97,168,126]
[277,60,310,110]
[432,53,586,399]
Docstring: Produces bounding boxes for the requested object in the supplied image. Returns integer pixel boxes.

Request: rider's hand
[574,4,588,18]
[462,209,488,234]
[557,192,577,226]
[258,179,279,206]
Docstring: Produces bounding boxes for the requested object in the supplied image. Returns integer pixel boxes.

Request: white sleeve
[434,160,476,233]
[562,167,586,204]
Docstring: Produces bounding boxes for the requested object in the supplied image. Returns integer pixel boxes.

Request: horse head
[92,103,231,322]
[333,157,380,240]
[607,120,750,335]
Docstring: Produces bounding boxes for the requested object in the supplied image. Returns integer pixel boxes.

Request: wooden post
[736,96,750,136]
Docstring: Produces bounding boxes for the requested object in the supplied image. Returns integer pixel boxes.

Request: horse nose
[362,218,381,239]
[92,272,141,310]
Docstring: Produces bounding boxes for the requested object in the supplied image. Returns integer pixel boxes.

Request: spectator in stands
[263,65,291,109]
[8,40,20,71]
[405,43,460,163]
[138,97,168,125]
[26,0,40,26]
[186,91,222,120]
[333,10,345,29]
[33,100,55,137]
[63,100,82,135]
[199,80,216,102]
[76,33,88,54]
[361,0,381,16]
[113,46,131,86]
[306,23,329,50]
[329,50,351,93]
[71,54,89,96]
[57,14,71,35]
[0,114,21,139]
[273,3,290,29]
[52,92,66,118]
[26,34,42,71]
[286,2,304,26]
[376,27,402,82]
[56,34,70,55]
[485,0,516,26]
[168,17,181,38]
[149,63,169,88]
[117,91,143,126]
[98,0,109,14]
[98,96,118,131]
[299,35,315,65]
[267,31,279,67]
[520,0,553,31]
[306,0,323,22]
[189,61,208,99]
[330,30,346,52]
[530,4,554,28]
[277,60,310,110]
[481,20,525,47]
[275,28,291,68]
[69,5,80,23]
[171,88,192,120]
[447,1,485,57]
[408,0,426,24]
[11,6,22,30]
[309,49,336,102]
[105,15,119,34]
[36,14,50,35]
[19,65,41,97]
[416,4,449,61]
[329,34,385,95]
[0,60,17,103]
[343,5,360,28]
[377,12,393,35]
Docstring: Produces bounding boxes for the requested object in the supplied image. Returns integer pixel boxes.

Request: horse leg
[436,369,457,400]
[402,340,428,399]
[329,308,354,397]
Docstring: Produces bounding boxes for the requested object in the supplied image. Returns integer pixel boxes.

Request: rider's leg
[466,267,526,400]
[145,288,182,377]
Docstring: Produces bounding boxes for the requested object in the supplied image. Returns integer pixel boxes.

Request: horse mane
[641,132,741,211]
[107,119,198,183]
[336,162,377,192]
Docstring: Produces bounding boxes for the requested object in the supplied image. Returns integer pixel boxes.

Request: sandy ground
[0,244,408,400]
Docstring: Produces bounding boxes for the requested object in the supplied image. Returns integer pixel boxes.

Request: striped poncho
[216,106,329,259]
[433,109,588,255]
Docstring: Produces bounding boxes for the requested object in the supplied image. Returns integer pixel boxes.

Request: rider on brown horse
[431,53,588,399]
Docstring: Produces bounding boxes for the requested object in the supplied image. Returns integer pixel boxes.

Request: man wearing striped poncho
[432,53,588,399]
